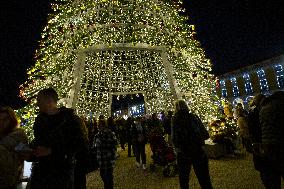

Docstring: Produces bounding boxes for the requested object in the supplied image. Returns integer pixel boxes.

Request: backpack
[176,113,209,149]
[191,114,210,143]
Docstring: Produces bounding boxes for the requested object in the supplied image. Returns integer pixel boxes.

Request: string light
[19,0,219,140]
[256,69,269,92]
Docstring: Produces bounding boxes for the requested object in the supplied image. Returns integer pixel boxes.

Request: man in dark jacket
[259,91,284,188]
[29,88,87,189]
[247,94,275,188]
[172,100,212,189]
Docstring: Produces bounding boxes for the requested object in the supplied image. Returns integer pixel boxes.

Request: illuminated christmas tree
[19,0,218,138]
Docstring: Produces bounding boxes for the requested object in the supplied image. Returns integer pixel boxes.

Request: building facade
[216,54,284,107]
[113,103,145,118]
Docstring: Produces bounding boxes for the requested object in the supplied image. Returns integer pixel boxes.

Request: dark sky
[185,0,284,74]
[0,0,284,107]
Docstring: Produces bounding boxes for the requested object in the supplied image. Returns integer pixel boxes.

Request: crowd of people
[86,111,175,170]
[0,88,176,189]
[0,87,283,189]
[225,92,284,189]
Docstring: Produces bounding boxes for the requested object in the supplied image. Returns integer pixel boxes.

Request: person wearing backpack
[172,100,213,189]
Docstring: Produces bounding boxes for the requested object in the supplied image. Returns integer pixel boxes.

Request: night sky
[0,0,284,107]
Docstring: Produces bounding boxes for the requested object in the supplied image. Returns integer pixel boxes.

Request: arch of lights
[66,43,180,117]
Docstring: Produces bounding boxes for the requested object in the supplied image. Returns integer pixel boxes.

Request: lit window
[274,64,284,88]
[220,80,227,97]
[256,69,269,92]
[243,73,253,94]
[230,77,239,97]
[129,104,145,116]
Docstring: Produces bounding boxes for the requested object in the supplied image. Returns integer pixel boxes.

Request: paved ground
[87,144,284,189]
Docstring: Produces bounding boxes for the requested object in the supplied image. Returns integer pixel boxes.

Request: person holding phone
[0,107,29,189]
[28,88,87,189]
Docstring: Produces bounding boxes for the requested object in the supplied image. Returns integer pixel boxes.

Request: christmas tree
[19,0,218,138]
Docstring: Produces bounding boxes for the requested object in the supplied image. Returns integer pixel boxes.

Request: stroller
[149,131,177,177]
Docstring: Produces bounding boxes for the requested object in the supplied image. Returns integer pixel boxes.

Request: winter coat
[148,118,162,134]
[172,110,207,157]
[117,119,127,142]
[259,92,284,172]
[74,117,89,174]
[93,128,118,170]
[0,128,28,189]
[247,106,266,171]
[163,115,172,135]
[247,106,267,171]
[237,116,249,138]
[131,122,147,145]
[247,106,262,143]
[29,107,86,189]
[126,119,134,142]
[260,92,284,145]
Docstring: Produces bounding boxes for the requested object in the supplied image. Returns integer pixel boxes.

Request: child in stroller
[148,130,177,177]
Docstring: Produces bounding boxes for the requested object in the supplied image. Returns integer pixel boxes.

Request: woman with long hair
[0,107,29,189]
[172,100,213,189]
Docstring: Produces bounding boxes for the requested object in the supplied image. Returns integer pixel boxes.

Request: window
[274,64,284,88]
[243,73,253,94]
[220,80,227,97]
[230,77,239,97]
[129,104,145,117]
[256,69,269,92]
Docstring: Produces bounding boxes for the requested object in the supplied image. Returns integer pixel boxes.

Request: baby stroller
[149,131,177,177]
